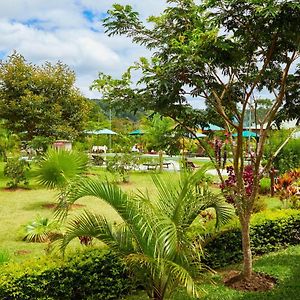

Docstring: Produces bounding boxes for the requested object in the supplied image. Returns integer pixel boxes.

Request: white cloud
[0,0,167,99]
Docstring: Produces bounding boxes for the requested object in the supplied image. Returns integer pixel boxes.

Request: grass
[125,245,300,300]
[0,161,183,263]
[0,158,290,291]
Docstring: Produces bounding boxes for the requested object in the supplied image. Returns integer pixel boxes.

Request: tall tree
[94,0,300,281]
[0,52,91,140]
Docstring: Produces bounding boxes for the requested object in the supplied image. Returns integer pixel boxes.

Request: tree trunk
[240,215,253,279]
[158,150,163,172]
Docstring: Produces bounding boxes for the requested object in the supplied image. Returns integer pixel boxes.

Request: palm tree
[56,166,233,300]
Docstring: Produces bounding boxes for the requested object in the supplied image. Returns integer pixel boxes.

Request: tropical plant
[22,215,61,243]
[55,167,233,300]
[4,158,30,188]
[97,0,300,281]
[0,128,20,161]
[259,178,271,195]
[36,149,89,191]
[106,152,141,183]
[275,169,300,208]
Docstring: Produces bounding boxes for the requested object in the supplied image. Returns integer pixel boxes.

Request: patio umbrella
[129,129,144,135]
[85,128,117,151]
[232,131,259,138]
[203,124,224,131]
[84,129,117,135]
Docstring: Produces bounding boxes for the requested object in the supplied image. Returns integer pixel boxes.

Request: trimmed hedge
[0,249,133,300]
[202,210,300,269]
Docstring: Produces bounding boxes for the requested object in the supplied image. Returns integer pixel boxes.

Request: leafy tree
[142,113,176,154]
[95,0,300,280]
[0,127,20,161]
[0,52,91,140]
[4,157,30,188]
[56,169,233,300]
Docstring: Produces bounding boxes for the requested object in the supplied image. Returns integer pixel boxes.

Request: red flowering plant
[275,169,300,208]
[220,165,254,206]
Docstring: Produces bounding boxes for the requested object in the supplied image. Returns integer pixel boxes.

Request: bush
[264,131,300,174]
[106,153,141,183]
[0,249,133,300]
[202,210,300,269]
[259,177,271,194]
[3,158,30,188]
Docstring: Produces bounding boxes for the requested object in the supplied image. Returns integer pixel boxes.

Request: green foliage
[55,169,233,300]
[252,196,267,213]
[22,215,60,243]
[0,250,10,265]
[28,136,53,155]
[275,138,300,174]
[264,131,300,173]
[0,249,133,300]
[106,152,141,183]
[142,113,177,153]
[36,149,88,190]
[260,177,271,194]
[0,128,20,162]
[0,52,91,140]
[202,210,300,269]
[3,158,30,188]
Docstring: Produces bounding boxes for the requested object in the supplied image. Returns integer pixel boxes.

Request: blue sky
[0,0,167,98]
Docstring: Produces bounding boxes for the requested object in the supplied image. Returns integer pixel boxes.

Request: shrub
[259,177,271,194]
[202,210,300,269]
[0,249,133,300]
[252,196,267,213]
[275,139,300,174]
[3,158,30,188]
[106,153,141,183]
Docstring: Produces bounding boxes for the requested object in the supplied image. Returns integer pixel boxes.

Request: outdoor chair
[182,159,199,171]
[91,155,105,166]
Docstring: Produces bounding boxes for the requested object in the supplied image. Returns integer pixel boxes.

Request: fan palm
[56,166,233,300]
[23,215,60,243]
[36,149,89,190]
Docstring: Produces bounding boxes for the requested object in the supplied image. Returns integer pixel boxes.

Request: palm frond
[36,149,88,190]
[58,210,135,255]
[161,259,202,299]
[151,174,177,216]
[196,192,234,229]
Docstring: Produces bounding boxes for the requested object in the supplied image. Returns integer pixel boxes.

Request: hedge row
[0,249,133,300]
[202,210,300,269]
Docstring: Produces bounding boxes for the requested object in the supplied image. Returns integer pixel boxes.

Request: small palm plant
[36,149,89,190]
[56,166,233,300]
[22,215,60,243]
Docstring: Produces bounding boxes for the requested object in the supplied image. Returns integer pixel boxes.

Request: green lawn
[0,161,183,263]
[0,159,290,299]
